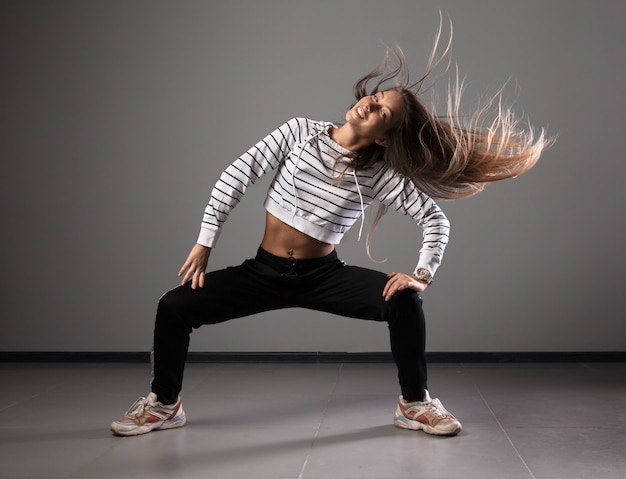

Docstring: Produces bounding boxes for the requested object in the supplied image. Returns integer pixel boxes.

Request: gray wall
[1,0,625,353]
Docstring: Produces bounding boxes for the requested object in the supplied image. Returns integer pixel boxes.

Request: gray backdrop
[2,0,625,353]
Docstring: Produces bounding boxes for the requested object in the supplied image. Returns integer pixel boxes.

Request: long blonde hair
[349,16,554,261]
[350,17,554,200]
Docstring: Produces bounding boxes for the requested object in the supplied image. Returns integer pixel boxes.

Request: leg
[152,257,294,404]
[292,260,461,435]
[112,254,292,436]
[293,262,428,402]
[387,292,428,402]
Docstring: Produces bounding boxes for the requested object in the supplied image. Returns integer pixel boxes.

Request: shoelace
[125,396,149,417]
[428,398,454,420]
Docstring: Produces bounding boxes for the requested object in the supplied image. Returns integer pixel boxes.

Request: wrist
[412,268,432,285]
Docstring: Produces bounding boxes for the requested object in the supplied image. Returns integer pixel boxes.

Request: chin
[346,108,360,124]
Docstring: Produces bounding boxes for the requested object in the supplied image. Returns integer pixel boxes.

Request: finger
[384,287,396,301]
[385,274,415,301]
[382,279,392,298]
[180,266,194,287]
[387,271,398,284]
[383,279,397,301]
[178,260,191,278]
[191,268,206,290]
[384,273,402,296]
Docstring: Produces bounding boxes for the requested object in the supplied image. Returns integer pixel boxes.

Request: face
[345,89,405,147]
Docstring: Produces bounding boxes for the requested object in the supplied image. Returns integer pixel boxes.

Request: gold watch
[413,268,432,285]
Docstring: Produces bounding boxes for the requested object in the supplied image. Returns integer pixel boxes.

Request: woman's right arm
[196,117,305,249]
[181,118,307,289]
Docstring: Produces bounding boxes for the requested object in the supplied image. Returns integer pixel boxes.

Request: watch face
[415,268,431,283]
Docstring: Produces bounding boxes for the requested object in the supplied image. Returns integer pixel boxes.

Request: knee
[156,286,194,331]
[387,290,424,325]
[158,287,180,315]
[389,289,422,313]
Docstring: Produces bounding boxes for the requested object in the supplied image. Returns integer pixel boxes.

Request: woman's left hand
[382,271,428,301]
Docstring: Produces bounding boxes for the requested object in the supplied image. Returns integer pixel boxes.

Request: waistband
[255,246,339,269]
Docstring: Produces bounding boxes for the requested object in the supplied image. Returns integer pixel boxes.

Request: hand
[382,271,428,301]
[177,243,212,289]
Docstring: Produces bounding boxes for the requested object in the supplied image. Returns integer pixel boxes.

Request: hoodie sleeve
[375,173,450,278]
[196,118,306,248]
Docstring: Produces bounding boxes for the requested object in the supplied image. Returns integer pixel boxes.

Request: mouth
[356,106,365,119]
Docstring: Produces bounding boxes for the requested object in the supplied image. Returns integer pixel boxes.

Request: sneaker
[110,392,186,436]
[394,390,462,436]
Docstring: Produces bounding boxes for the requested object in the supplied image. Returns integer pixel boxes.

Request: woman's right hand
[177,243,212,289]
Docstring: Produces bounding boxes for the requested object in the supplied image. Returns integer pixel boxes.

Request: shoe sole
[394,412,461,436]
[111,412,187,436]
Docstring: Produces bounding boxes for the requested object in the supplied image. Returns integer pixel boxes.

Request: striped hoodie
[197,117,450,277]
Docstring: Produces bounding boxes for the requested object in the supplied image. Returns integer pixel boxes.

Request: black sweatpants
[151,247,428,404]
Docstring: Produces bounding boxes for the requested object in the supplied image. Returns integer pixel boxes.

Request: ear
[374,137,389,147]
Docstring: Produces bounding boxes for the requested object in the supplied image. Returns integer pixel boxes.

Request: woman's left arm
[376,175,450,299]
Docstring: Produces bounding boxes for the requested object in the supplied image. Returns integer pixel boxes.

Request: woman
[110,32,551,437]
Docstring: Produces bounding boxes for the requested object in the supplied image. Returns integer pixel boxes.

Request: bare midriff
[260,211,335,259]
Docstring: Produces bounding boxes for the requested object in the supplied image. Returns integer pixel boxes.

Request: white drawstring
[352,169,366,241]
[291,126,365,241]
[291,130,324,223]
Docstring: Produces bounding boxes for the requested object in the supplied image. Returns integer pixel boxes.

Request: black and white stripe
[197,118,450,276]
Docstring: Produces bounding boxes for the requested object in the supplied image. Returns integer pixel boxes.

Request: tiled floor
[0,361,624,479]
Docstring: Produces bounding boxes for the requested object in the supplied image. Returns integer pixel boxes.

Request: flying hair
[347,13,554,261]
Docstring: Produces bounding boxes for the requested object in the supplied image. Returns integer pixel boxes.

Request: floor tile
[506,426,626,479]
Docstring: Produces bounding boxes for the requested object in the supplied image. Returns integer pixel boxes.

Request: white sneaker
[110,392,186,436]
[394,390,462,436]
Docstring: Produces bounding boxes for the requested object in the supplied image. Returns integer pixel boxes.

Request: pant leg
[292,262,428,402]
[151,257,295,403]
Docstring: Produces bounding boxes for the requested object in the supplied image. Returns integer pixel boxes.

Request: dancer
[111,24,551,437]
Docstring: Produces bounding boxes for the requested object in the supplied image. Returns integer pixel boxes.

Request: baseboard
[0,351,624,363]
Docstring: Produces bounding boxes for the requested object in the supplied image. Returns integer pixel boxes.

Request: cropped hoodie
[197,117,450,278]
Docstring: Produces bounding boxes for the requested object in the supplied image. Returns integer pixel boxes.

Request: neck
[329,124,372,152]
